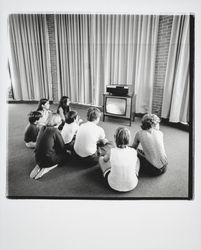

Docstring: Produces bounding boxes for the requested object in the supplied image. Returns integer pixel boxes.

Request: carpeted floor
[7,103,190,199]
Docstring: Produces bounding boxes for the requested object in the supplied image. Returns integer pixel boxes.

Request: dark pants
[58,120,65,131]
[73,141,114,168]
[73,151,99,167]
[35,152,68,168]
[137,149,167,176]
[97,141,115,157]
[64,138,76,151]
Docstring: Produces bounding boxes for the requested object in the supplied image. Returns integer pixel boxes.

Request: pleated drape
[8,14,190,123]
[8,14,52,100]
[55,14,159,112]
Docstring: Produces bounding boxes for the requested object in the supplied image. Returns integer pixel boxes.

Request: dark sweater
[57,106,70,120]
[24,123,39,143]
[35,126,66,168]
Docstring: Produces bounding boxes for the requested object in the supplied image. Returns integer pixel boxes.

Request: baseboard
[7,100,54,104]
[161,118,189,132]
[7,101,189,131]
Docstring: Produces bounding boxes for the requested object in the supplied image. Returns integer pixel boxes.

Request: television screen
[106,97,126,115]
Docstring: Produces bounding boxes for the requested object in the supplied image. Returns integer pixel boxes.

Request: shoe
[34,164,58,180]
[34,168,49,180]
[30,165,41,179]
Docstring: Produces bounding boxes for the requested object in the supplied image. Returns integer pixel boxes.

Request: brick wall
[152,15,173,116]
[46,14,59,103]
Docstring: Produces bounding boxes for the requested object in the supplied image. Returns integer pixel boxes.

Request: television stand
[102,93,134,126]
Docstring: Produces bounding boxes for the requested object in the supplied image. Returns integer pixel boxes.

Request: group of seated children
[24,96,168,192]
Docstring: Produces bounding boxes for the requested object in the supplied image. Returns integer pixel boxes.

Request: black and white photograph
[7,13,193,199]
[1,1,201,250]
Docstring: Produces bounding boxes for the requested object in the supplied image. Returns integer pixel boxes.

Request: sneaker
[34,164,58,180]
[30,165,41,179]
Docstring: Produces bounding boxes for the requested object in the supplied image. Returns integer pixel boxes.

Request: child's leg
[97,141,115,156]
[83,153,99,167]
[54,153,69,164]
[137,151,155,176]
[137,149,166,176]
[72,151,99,167]
[99,156,111,177]
[32,152,68,180]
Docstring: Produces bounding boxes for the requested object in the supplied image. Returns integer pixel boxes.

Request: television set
[105,96,127,116]
[103,94,133,126]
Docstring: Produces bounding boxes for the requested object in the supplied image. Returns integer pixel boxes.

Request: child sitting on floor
[24,111,42,148]
[36,98,52,128]
[99,127,140,192]
[57,96,71,122]
[57,96,71,130]
[61,110,81,150]
[30,113,68,180]
[132,113,168,176]
[73,107,108,167]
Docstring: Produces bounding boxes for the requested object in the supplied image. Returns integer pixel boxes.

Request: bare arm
[132,132,140,149]
[58,107,65,121]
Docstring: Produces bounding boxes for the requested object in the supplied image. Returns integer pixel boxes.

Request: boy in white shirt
[74,107,107,167]
[61,110,80,150]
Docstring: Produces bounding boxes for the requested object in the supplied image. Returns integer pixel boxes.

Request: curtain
[8,14,52,100]
[161,15,190,123]
[55,14,159,112]
[134,16,159,113]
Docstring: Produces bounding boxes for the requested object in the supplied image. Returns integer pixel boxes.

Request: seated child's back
[61,110,80,144]
[36,98,51,127]
[109,145,139,192]
[74,107,105,158]
[132,113,168,175]
[99,127,140,192]
[30,113,68,180]
[35,114,65,168]
[24,111,42,148]
[57,96,70,122]
[134,128,167,168]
